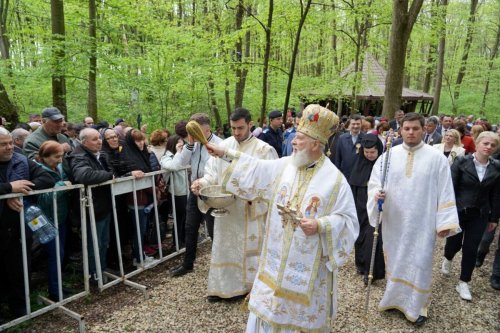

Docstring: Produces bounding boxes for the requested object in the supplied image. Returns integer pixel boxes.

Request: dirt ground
[10,236,500,333]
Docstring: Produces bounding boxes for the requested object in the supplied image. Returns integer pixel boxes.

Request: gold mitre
[297,104,338,144]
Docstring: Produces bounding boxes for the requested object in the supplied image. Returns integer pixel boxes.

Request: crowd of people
[0,106,498,332]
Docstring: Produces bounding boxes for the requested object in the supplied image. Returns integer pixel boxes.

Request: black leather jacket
[67,145,114,220]
[451,155,500,222]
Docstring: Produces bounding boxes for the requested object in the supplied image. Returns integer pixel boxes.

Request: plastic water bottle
[24,206,58,244]
[144,202,155,214]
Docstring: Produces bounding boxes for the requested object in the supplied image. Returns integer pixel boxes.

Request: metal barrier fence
[0,184,88,332]
[0,167,208,332]
[86,168,193,294]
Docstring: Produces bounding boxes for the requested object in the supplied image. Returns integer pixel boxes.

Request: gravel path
[21,236,499,333]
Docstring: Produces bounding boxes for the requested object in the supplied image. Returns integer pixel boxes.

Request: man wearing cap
[23,107,71,160]
[258,110,284,157]
[206,104,359,332]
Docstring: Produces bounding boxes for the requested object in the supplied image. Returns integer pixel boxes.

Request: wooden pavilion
[299,54,434,116]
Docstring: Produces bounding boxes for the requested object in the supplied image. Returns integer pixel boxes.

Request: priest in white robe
[205,104,359,333]
[193,108,278,301]
[367,112,460,326]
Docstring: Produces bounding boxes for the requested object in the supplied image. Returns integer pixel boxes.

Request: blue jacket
[0,152,55,233]
[282,127,296,157]
[258,127,283,157]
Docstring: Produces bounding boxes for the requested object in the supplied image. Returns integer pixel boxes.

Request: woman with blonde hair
[433,129,466,165]
[441,131,500,301]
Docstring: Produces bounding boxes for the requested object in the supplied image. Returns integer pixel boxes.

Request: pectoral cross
[277,202,302,231]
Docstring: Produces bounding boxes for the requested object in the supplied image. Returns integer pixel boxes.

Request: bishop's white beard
[291,148,312,168]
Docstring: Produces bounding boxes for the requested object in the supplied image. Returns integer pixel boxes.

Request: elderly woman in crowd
[35,141,71,301]
[433,129,466,165]
[441,131,500,301]
[121,129,155,267]
[99,128,135,268]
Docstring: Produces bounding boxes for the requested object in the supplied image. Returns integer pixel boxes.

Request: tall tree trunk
[260,0,273,127]
[382,0,424,119]
[453,0,478,107]
[0,82,19,128]
[224,78,231,121]
[480,22,500,114]
[0,0,10,62]
[431,0,448,115]
[207,76,222,128]
[234,1,250,109]
[422,0,437,93]
[51,0,67,117]
[177,0,183,27]
[283,0,312,123]
[88,0,98,121]
[192,0,196,26]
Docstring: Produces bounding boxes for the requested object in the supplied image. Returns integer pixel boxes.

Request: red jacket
[461,135,475,154]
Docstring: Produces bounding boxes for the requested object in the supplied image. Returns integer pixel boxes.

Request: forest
[0,0,498,130]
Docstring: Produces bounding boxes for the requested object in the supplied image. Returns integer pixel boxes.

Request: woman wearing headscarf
[121,129,156,267]
[349,133,385,284]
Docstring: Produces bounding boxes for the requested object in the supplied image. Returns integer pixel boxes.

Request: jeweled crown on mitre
[297,104,339,144]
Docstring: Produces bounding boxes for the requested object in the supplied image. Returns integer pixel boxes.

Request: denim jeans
[88,214,111,275]
[45,221,66,297]
[130,207,148,261]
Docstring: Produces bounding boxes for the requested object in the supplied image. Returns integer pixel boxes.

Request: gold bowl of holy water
[199,185,235,217]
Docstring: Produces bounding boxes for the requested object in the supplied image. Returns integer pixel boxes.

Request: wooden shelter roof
[340,54,434,101]
[300,54,433,102]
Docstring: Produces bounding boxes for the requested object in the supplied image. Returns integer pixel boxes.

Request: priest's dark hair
[230,107,252,123]
[401,112,425,128]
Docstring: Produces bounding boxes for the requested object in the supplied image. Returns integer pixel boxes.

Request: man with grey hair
[11,128,30,155]
[23,107,71,160]
[423,116,442,145]
[67,128,114,283]
[0,127,54,318]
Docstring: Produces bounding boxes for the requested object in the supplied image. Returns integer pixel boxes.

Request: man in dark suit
[333,114,365,179]
[437,115,453,137]
[423,116,442,145]
[389,110,404,131]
